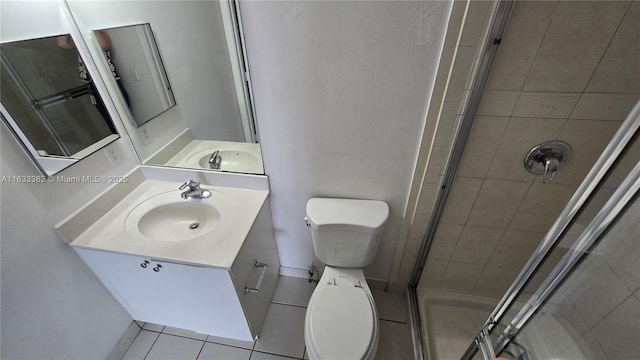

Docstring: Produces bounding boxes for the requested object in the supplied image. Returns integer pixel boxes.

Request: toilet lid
[307,285,376,359]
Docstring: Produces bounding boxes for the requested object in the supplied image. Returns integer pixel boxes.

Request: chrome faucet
[208,150,222,170]
[179,180,212,199]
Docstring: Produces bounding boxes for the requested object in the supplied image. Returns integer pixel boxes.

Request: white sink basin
[124,190,231,242]
[57,179,269,268]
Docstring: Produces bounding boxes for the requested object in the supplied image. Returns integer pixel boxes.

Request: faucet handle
[209,150,220,164]
[208,150,222,170]
[179,180,200,191]
[542,156,560,184]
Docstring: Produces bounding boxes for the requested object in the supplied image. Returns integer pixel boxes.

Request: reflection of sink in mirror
[125,190,227,242]
[191,149,262,172]
[159,131,264,174]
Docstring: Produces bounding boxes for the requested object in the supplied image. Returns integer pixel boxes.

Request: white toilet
[304,198,389,360]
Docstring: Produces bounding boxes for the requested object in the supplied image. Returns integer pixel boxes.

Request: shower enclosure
[407,1,640,359]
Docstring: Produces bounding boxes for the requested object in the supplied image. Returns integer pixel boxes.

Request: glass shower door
[497,189,640,359]
[470,122,640,360]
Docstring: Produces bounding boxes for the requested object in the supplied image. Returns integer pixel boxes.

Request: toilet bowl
[304,198,389,360]
[304,267,379,360]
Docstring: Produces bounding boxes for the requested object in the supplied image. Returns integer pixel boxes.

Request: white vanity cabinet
[72,199,280,342]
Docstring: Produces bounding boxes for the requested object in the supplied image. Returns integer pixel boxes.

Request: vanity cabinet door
[74,248,254,341]
[231,247,280,337]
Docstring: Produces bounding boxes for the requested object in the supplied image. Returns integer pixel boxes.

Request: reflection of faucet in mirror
[208,150,222,170]
[56,32,129,133]
[179,180,212,200]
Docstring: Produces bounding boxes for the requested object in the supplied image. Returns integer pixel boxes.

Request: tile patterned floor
[120,276,413,360]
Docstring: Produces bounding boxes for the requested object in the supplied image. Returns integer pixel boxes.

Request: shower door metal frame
[408,0,515,288]
[407,0,515,357]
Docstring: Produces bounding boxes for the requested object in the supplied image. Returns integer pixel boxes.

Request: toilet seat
[305,283,378,360]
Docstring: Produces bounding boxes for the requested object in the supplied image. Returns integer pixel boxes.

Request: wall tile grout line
[581,1,634,94]
[518,1,560,93]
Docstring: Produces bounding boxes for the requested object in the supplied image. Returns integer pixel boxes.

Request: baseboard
[366,278,388,290]
[279,266,309,279]
[107,322,142,360]
[387,282,409,293]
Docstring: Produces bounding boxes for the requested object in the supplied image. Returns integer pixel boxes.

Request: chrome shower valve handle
[542,156,560,183]
[524,141,572,184]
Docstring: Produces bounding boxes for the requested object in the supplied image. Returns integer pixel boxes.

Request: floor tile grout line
[250,349,304,360]
[157,331,207,342]
[130,286,410,359]
[204,338,256,352]
[142,331,161,360]
[194,339,207,360]
[380,318,409,325]
[141,325,165,333]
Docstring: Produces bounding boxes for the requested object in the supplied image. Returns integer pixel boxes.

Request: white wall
[67,0,245,161]
[240,1,452,281]
[1,2,137,358]
[0,131,137,360]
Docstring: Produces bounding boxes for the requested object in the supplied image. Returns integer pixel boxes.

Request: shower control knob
[153,264,162,272]
[140,260,150,268]
[524,141,571,184]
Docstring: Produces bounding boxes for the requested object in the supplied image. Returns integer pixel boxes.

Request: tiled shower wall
[416,1,640,298]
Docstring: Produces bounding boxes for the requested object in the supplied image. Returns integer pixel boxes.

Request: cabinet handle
[140,260,150,268]
[245,260,269,294]
[153,264,162,272]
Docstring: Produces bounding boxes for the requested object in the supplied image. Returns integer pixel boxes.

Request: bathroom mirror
[72,0,263,174]
[93,24,176,128]
[0,34,119,176]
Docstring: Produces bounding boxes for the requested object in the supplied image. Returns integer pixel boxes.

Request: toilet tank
[306,198,389,268]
